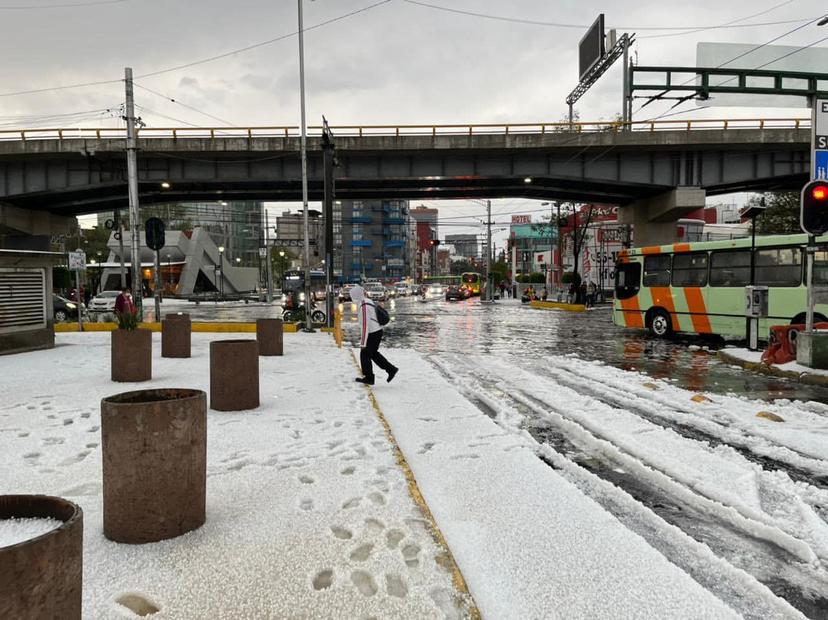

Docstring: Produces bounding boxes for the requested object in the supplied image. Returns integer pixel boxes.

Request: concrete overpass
[0,118,812,245]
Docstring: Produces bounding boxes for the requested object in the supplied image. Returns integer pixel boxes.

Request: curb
[348,350,481,619]
[529,300,586,312]
[717,350,828,386]
[55,322,302,333]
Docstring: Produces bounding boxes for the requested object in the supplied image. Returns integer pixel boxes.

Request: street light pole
[298,0,313,332]
[218,246,225,300]
[124,67,142,315]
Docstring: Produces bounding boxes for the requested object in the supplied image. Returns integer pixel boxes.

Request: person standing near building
[351,285,398,386]
[114,287,135,318]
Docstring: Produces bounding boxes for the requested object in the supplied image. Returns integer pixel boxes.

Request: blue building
[341,200,411,282]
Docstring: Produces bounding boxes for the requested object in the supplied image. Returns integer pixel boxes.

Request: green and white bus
[613,234,828,339]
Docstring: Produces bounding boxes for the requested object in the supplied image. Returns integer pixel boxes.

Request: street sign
[68,251,86,271]
[815,99,828,180]
[259,247,267,258]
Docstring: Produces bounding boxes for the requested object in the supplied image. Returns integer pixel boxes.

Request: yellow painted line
[55,322,302,333]
[529,300,587,313]
[348,350,480,619]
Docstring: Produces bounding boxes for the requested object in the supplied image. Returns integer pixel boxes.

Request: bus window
[642,255,670,287]
[710,250,750,287]
[615,262,641,299]
[671,252,708,287]
[814,249,828,286]
[754,248,802,287]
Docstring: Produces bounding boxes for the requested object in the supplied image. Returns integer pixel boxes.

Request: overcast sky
[1,0,825,244]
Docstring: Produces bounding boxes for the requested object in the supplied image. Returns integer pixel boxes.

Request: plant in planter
[111,310,152,382]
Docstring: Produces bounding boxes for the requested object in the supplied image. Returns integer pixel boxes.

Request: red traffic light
[812,186,828,201]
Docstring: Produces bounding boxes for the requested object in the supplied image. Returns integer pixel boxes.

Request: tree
[749,192,800,234]
[270,247,294,286]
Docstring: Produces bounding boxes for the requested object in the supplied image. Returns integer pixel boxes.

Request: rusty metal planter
[101,388,207,544]
[210,339,259,411]
[111,328,152,382]
[0,495,83,619]
[256,318,283,356]
[162,313,191,358]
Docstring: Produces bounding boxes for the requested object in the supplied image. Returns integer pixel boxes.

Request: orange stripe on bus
[619,297,644,328]
[672,243,691,253]
[641,246,662,255]
[650,287,679,330]
[684,287,712,334]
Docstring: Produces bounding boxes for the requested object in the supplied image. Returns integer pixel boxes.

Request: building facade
[446,234,478,260]
[338,200,411,282]
[410,206,439,280]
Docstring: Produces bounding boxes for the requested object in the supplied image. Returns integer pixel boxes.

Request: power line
[402,0,815,32]
[135,0,393,79]
[0,0,127,9]
[638,0,797,39]
[0,0,391,97]
[133,83,235,126]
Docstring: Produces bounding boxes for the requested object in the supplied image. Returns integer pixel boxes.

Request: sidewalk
[1,332,744,618]
[719,347,828,386]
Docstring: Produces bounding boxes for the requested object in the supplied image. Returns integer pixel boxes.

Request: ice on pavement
[0,517,62,548]
[0,332,461,618]
[370,350,742,619]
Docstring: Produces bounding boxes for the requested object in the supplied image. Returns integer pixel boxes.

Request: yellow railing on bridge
[0,118,812,142]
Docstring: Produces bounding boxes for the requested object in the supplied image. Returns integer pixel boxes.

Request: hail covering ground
[1,330,828,617]
[0,517,62,548]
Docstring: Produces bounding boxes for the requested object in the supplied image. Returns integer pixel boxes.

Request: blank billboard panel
[696,42,828,108]
[579,14,605,81]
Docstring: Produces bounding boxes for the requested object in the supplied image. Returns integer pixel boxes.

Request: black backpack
[366,301,390,326]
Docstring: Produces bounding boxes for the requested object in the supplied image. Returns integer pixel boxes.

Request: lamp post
[218,245,225,300]
[297,0,313,332]
[165,253,171,293]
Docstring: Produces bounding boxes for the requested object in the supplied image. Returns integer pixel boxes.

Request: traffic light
[145,217,165,251]
[801,180,828,235]
[429,239,440,247]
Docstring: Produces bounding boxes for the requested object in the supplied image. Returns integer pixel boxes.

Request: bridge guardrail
[0,118,811,142]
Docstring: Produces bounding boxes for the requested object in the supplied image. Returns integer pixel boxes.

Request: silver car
[365,284,387,301]
[88,290,119,314]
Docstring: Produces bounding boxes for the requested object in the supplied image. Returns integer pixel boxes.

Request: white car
[394,283,409,297]
[88,290,119,314]
[365,284,387,301]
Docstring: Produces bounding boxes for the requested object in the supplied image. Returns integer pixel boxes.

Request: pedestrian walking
[579,282,587,305]
[587,281,597,308]
[499,281,506,299]
[541,288,548,301]
[114,287,135,319]
[351,285,398,386]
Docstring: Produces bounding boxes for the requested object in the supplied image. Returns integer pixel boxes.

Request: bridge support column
[619,187,706,247]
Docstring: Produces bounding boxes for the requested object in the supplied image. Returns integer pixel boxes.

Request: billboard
[696,42,828,108]
[579,14,605,81]
[511,215,531,224]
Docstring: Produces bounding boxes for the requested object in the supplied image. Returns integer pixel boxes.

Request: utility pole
[265,209,274,303]
[621,35,631,130]
[115,207,127,289]
[297,0,313,332]
[485,199,493,301]
[322,117,336,327]
[124,67,142,315]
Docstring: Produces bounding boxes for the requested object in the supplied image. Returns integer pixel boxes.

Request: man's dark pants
[361,330,395,380]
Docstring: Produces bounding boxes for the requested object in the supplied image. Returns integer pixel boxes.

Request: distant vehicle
[409,284,421,296]
[461,272,482,295]
[445,285,464,301]
[394,283,410,297]
[283,270,326,302]
[365,283,387,301]
[88,290,119,315]
[460,285,473,299]
[386,285,398,299]
[54,295,83,322]
[338,284,355,302]
[428,283,444,295]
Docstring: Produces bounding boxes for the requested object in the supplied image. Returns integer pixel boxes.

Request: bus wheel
[648,309,673,338]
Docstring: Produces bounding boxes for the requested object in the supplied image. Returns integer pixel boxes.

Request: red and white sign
[511,215,531,224]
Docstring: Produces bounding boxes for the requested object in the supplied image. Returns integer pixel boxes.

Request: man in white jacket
[351,285,398,386]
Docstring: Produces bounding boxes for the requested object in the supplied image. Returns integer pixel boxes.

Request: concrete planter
[162,313,191,358]
[101,389,207,544]
[111,328,152,382]
[210,339,260,411]
[256,318,283,356]
[0,495,83,619]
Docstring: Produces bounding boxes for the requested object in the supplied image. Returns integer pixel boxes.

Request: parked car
[445,285,464,301]
[394,283,409,297]
[338,284,355,302]
[365,283,387,301]
[88,290,119,315]
[53,295,84,322]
